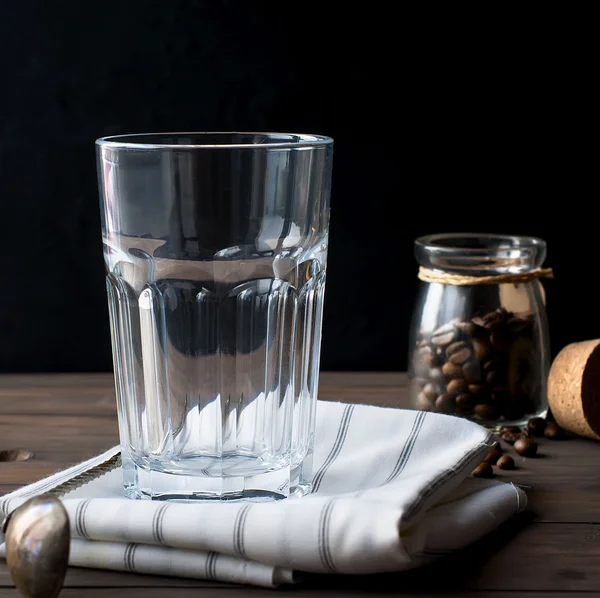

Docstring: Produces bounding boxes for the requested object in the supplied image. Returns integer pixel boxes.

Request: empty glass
[96,132,333,501]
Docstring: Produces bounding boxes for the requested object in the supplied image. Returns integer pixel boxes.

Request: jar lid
[414,233,547,275]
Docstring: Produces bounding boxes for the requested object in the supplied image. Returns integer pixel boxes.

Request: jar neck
[414,233,546,276]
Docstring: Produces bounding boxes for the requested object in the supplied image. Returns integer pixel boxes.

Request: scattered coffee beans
[471,462,494,478]
[496,455,515,470]
[500,431,522,445]
[483,449,503,465]
[411,308,538,421]
[513,437,538,457]
[470,420,569,479]
[527,417,547,436]
[544,422,564,440]
[501,426,522,434]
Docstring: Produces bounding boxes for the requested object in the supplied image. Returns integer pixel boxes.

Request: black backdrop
[0,2,593,373]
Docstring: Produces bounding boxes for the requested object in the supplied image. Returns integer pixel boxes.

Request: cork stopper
[548,339,600,440]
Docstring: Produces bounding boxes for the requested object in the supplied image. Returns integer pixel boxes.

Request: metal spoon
[3,495,70,598]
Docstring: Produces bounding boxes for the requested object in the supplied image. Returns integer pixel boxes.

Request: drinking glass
[96,132,333,501]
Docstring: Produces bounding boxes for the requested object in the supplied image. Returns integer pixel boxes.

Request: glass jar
[407,233,551,427]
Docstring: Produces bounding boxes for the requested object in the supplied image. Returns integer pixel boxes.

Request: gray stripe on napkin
[124,543,138,572]
[152,503,170,545]
[313,405,355,492]
[75,499,92,539]
[205,551,219,580]
[318,497,339,572]
[384,411,427,484]
[233,504,252,558]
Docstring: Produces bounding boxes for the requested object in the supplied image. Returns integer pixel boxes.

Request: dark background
[0,2,593,373]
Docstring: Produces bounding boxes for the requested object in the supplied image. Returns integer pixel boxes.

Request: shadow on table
[298,511,535,594]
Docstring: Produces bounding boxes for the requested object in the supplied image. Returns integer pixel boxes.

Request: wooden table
[1,372,599,598]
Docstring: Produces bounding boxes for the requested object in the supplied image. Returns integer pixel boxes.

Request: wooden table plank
[0,522,597,592]
[10,591,597,598]
[2,372,600,596]
[0,567,225,588]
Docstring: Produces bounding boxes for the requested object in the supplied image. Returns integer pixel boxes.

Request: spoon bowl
[4,495,70,598]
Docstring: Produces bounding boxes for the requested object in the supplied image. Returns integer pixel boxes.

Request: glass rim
[415,232,546,255]
[95,131,334,150]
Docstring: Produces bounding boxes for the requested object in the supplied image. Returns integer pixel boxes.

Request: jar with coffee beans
[408,233,552,427]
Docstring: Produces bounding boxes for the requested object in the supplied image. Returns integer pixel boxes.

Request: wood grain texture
[7,591,599,598]
[1,372,599,596]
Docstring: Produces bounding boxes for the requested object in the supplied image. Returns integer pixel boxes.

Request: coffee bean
[500,431,522,445]
[500,425,522,434]
[429,368,444,383]
[446,341,473,365]
[527,417,547,436]
[471,337,491,362]
[414,377,429,388]
[447,378,469,395]
[492,441,503,452]
[514,437,538,457]
[431,323,457,346]
[423,383,441,402]
[455,393,474,412]
[468,384,487,396]
[445,341,468,359]
[442,361,464,379]
[472,309,506,331]
[474,404,498,420]
[457,321,477,337]
[544,422,565,440]
[462,360,482,383]
[483,449,503,465]
[496,455,515,470]
[471,462,494,478]
[435,394,456,414]
[416,392,434,411]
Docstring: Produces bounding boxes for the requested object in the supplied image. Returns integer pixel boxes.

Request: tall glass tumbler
[96,133,333,501]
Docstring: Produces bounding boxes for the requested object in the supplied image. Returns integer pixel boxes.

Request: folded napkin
[0,401,526,588]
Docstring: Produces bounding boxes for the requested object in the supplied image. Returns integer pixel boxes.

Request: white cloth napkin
[0,401,526,588]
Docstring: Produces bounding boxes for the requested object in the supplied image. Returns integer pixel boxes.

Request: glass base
[121,455,313,502]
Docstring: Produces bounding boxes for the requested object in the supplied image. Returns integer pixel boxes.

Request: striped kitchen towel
[0,401,526,588]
